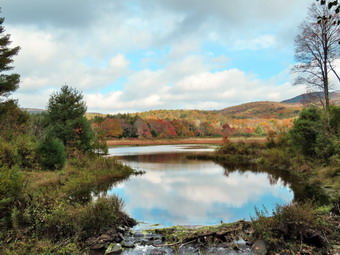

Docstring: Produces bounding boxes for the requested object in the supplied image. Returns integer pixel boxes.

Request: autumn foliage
[91,102,299,139]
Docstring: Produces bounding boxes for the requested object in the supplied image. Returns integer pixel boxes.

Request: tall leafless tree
[292,3,340,108]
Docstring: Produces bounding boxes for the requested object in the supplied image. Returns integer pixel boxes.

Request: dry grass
[106,137,266,146]
[24,171,62,191]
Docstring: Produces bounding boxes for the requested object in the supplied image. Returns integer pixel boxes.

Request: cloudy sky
[3,0,314,113]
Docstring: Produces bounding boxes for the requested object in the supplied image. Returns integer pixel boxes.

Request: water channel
[106,144,294,228]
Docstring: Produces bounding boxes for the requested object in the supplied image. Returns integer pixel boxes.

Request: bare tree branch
[292,3,340,108]
[328,59,340,82]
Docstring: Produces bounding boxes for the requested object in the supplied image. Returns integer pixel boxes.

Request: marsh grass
[217,140,264,156]
[1,155,137,254]
[251,202,332,251]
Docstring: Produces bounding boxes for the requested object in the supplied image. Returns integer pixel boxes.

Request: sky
[1,0,320,113]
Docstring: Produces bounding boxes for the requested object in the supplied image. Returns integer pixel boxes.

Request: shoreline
[106,137,266,146]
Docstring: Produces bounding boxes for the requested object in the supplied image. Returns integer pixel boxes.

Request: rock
[107,229,118,236]
[99,234,114,242]
[105,243,122,255]
[332,245,340,255]
[133,232,145,238]
[90,242,107,250]
[152,239,163,245]
[251,240,267,255]
[149,248,166,255]
[117,226,125,233]
[85,237,98,247]
[226,250,238,255]
[87,233,115,251]
[118,232,125,241]
[121,240,135,248]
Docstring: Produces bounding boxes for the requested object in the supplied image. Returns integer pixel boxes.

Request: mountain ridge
[281,91,340,105]
[23,91,340,119]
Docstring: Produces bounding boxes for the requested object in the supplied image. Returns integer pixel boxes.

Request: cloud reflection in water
[107,145,293,226]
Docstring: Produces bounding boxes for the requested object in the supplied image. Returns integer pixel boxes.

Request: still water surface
[107,144,293,227]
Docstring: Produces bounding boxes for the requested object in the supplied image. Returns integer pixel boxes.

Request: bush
[288,106,340,161]
[217,141,263,156]
[289,107,322,157]
[0,135,40,169]
[74,196,127,239]
[261,148,291,167]
[62,156,134,202]
[265,130,290,149]
[14,135,39,169]
[0,166,23,229]
[252,202,330,250]
[0,138,17,167]
[329,105,340,135]
[314,134,340,161]
[15,195,130,242]
[37,136,66,170]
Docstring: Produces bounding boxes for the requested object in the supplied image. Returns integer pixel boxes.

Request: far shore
[106,137,266,146]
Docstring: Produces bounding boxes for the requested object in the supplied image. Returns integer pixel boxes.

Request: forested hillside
[90,101,302,139]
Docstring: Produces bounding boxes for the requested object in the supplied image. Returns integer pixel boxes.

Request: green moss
[151,221,247,244]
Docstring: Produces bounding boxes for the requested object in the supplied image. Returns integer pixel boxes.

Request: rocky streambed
[86,221,264,255]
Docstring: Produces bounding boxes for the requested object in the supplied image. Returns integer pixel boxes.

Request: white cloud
[3,0,312,112]
[110,54,129,69]
[234,35,277,50]
[84,63,306,113]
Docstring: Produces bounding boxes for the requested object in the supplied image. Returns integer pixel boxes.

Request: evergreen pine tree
[0,16,20,102]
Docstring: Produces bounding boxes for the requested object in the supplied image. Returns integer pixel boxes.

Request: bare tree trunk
[323,31,330,108]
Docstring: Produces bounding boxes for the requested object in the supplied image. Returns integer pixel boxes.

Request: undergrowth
[251,202,336,253]
[0,155,136,254]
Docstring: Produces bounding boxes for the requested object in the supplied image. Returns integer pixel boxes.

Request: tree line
[90,113,294,139]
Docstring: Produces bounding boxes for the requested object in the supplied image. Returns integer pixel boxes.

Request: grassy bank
[106,137,266,146]
[0,155,137,255]
[191,138,340,254]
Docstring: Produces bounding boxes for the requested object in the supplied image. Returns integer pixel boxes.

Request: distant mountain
[131,101,302,121]
[22,108,104,117]
[25,91,340,121]
[22,108,46,114]
[281,91,340,105]
[217,101,301,119]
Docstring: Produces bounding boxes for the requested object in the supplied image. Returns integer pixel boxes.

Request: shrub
[0,135,40,169]
[314,134,339,161]
[74,196,127,239]
[328,105,340,135]
[261,148,291,167]
[289,107,322,157]
[62,156,134,202]
[14,135,39,169]
[0,166,23,229]
[0,138,17,167]
[252,202,330,250]
[265,130,290,149]
[217,141,263,156]
[92,132,108,155]
[288,106,340,161]
[37,136,66,170]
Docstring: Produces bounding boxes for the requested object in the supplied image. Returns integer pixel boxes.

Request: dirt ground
[106,137,266,146]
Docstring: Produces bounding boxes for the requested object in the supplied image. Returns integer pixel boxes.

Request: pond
[106,144,294,227]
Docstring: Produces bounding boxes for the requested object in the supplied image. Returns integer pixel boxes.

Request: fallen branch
[179,240,196,250]
[153,222,246,248]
